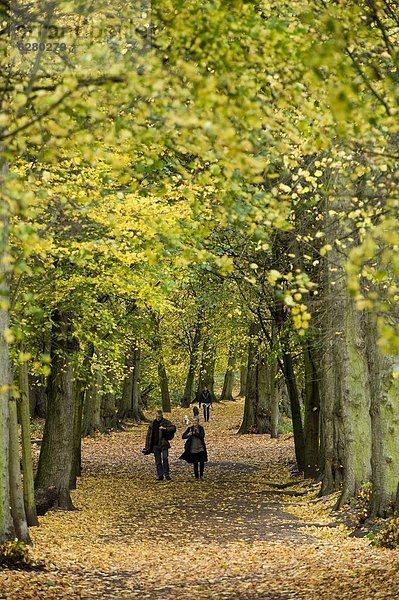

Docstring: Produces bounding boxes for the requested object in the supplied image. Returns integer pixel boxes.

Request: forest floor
[1,400,399,599]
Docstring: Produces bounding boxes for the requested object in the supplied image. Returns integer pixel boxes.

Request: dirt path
[1,401,399,599]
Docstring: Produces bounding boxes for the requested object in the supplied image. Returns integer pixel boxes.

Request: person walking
[199,384,212,422]
[179,416,208,479]
[143,409,176,481]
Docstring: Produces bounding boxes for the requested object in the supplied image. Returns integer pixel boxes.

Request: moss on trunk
[0,193,16,541]
[35,310,78,511]
[366,314,399,517]
[17,359,38,527]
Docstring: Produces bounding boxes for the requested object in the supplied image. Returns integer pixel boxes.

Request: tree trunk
[268,354,279,439]
[70,343,93,488]
[239,364,247,397]
[70,385,84,490]
[282,350,305,472]
[320,302,342,495]
[303,341,320,478]
[118,348,134,422]
[335,297,372,509]
[153,319,171,413]
[0,182,15,541]
[18,358,38,527]
[130,347,142,421]
[220,344,235,401]
[35,310,78,510]
[8,387,31,543]
[272,293,305,472]
[278,378,290,417]
[239,325,258,433]
[158,359,171,413]
[366,313,399,517]
[29,374,47,418]
[256,358,272,433]
[196,335,217,402]
[29,331,50,418]
[181,310,203,407]
[239,324,271,434]
[82,370,102,437]
[319,189,371,504]
[102,391,117,429]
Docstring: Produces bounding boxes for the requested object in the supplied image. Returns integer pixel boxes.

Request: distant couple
[143,409,208,481]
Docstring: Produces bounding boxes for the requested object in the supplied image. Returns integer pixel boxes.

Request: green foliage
[279,417,293,435]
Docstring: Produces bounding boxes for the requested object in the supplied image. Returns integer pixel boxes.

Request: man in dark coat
[144,409,176,481]
[199,384,212,422]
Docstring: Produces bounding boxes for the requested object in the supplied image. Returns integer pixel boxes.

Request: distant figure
[199,384,212,422]
[193,405,199,419]
[143,409,176,481]
[179,416,208,479]
[183,415,190,425]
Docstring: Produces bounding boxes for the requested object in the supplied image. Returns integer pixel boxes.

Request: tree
[34,310,79,509]
[0,168,23,542]
[180,308,204,408]
[239,324,272,435]
[220,343,236,401]
[17,357,38,527]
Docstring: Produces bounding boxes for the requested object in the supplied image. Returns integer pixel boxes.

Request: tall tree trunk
[272,294,305,472]
[153,319,171,413]
[266,324,279,439]
[335,298,372,509]
[70,343,94,489]
[281,350,305,472]
[257,357,272,433]
[130,347,142,421]
[29,331,50,418]
[181,310,203,408]
[102,391,117,429]
[239,364,247,397]
[196,335,217,402]
[320,303,342,495]
[158,359,171,413]
[220,344,236,401]
[278,378,290,417]
[239,324,271,434]
[18,358,38,527]
[118,350,134,422]
[303,341,320,479]
[82,370,102,437]
[29,374,47,418]
[70,388,84,490]
[366,313,399,517]
[8,386,31,543]
[35,310,78,510]
[0,179,15,541]
[319,189,371,504]
[268,354,279,439]
[239,324,258,433]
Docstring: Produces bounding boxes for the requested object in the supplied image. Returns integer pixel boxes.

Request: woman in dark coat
[179,416,208,479]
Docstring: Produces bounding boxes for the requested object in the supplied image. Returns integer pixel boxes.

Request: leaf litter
[1,400,399,598]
